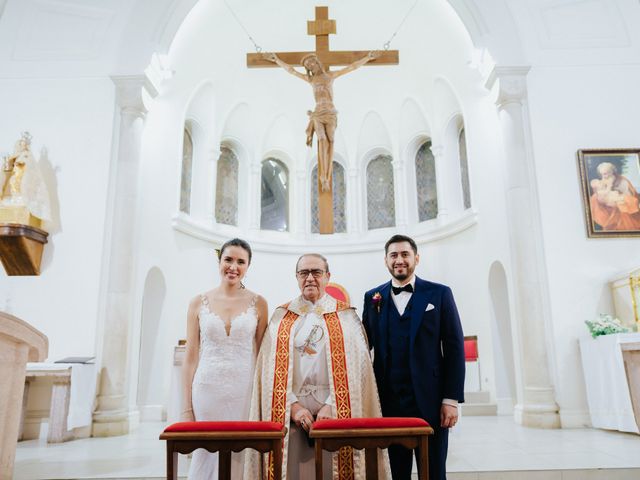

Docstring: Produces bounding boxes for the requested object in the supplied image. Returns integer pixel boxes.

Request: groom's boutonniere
[372,292,382,313]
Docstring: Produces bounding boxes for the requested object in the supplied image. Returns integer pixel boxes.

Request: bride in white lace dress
[182,238,268,480]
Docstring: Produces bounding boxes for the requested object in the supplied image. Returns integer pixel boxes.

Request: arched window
[415,140,438,221]
[260,158,289,231]
[179,127,193,213]
[459,127,471,209]
[310,162,346,233]
[366,154,395,230]
[215,146,239,225]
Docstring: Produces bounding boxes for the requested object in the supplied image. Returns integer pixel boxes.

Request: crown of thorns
[301,53,320,67]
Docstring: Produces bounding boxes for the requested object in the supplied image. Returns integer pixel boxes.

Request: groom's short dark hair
[385,234,418,255]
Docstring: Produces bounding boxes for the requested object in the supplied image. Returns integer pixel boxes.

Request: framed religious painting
[577,148,640,238]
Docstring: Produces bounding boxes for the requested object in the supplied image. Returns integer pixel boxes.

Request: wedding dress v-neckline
[200,294,257,337]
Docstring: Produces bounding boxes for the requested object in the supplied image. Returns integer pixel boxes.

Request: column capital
[486,66,531,108]
[111,75,147,117]
[209,146,222,162]
[431,143,445,157]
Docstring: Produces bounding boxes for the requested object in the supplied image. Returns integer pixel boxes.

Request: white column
[249,162,261,231]
[93,76,147,437]
[432,143,449,221]
[393,158,407,228]
[488,66,560,428]
[295,167,306,236]
[346,167,359,233]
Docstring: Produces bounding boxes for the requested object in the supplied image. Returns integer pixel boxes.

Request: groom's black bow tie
[392,284,414,295]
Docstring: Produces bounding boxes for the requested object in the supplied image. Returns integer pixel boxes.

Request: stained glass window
[179,128,193,214]
[459,128,471,209]
[260,158,289,231]
[215,146,239,225]
[310,162,346,233]
[416,141,438,221]
[366,155,395,230]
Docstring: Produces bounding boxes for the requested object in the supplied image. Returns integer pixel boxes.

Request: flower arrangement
[372,292,382,313]
[584,314,631,338]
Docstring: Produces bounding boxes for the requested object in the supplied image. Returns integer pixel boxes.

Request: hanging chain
[224,0,418,54]
[223,0,262,52]
[383,0,419,50]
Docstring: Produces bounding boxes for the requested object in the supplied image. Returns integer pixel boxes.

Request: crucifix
[247,6,399,234]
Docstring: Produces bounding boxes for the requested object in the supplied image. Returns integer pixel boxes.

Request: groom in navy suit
[362,234,465,480]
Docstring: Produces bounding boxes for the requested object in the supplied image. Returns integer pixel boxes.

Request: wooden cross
[247,6,399,234]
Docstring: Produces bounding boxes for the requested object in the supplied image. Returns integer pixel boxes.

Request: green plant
[585,314,631,338]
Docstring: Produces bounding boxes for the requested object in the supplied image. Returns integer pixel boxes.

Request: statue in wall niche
[1,132,51,228]
[262,50,380,192]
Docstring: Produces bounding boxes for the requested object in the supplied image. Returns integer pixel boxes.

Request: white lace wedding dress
[188,295,258,480]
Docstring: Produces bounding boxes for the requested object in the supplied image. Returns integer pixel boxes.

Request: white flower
[585,313,630,338]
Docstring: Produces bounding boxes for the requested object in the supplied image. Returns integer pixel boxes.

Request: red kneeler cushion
[164,421,283,433]
[313,417,430,430]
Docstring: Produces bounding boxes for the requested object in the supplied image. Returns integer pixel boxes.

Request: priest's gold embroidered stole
[268,306,355,480]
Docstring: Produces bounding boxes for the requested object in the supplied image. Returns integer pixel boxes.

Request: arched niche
[262,114,298,161]
[488,260,517,415]
[142,0,524,67]
[181,80,217,219]
[356,110,393,163]
[137,266,167,421]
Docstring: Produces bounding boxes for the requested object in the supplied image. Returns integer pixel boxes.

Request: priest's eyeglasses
[296,269,325,278]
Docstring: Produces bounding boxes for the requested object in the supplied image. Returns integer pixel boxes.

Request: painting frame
[577,148,640,238]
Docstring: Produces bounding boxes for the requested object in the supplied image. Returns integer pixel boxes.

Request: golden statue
[0,132,51,227]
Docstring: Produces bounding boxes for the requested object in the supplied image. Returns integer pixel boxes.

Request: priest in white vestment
[245,253,390,480]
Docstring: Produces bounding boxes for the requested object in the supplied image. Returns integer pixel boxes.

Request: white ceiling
[0,0,638,80]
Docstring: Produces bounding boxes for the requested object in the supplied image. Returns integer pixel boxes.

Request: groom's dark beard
[388,266,412,282]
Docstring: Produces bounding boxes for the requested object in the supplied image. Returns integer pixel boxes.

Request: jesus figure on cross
[263,50,380,192]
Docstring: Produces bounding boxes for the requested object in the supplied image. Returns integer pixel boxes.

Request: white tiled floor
[444,417,640,479]
[14,416,640,479]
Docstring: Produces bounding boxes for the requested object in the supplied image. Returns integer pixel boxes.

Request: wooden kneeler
[310,417,434,479]
[160,421,287,480]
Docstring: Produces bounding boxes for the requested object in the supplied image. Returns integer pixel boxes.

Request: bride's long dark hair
[217,238,252,265]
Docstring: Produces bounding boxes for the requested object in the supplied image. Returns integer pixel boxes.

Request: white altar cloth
[26,362,97,430]
[579,332,640,434]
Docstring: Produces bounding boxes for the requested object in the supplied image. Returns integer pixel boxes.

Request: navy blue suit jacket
[362,277,465,424]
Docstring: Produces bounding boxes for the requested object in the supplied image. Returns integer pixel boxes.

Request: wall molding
[171,209,479,254]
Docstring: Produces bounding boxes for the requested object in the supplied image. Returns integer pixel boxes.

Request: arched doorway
[488,261,517,414]
[137,267,167,421]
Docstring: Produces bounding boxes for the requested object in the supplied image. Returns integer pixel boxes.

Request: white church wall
[0,77,116,361]
[526,64,640,427]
